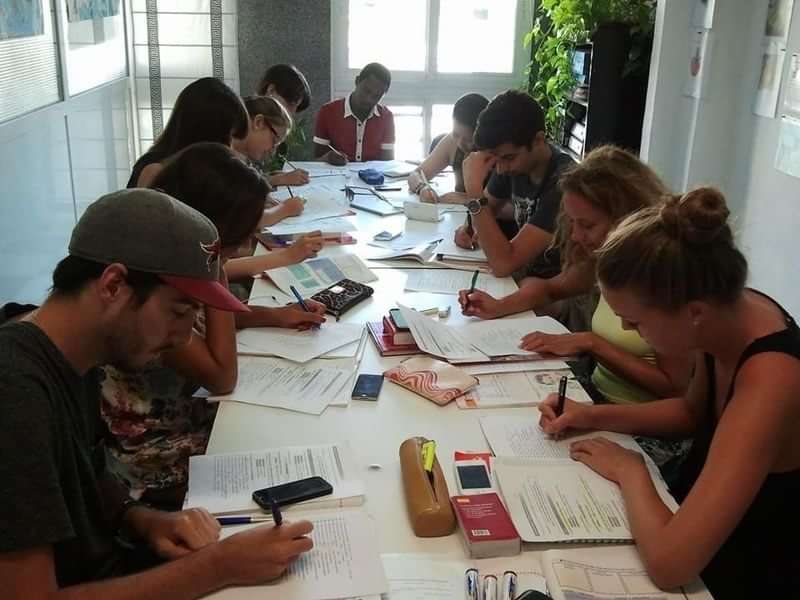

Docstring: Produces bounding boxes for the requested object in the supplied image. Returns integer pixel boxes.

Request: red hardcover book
[366,320,421,356]
[381,315,415,345]
[450,493,521,558]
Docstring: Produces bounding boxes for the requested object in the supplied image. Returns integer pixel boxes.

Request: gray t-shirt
[0,322,126,585]
[486,145,573,278]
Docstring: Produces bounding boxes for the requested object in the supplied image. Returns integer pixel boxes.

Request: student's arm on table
[408,135,453,193]
[162,271,237,394]
[235,301,326,330]
[259,197,306,227]
[539,352,710,439]
[561,354,800,589]
[459,261,594,320]
[0,520,314,600]
[224,235,324,280]
[269,170,310,187]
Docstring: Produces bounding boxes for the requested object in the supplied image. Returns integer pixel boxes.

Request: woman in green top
[459,146,691,412]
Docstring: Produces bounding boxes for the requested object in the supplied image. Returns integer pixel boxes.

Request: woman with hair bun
[539,187,800,598]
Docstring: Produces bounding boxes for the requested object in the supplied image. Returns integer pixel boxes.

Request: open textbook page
[541,546,712,600]
[265,255,377,296]
[458,316,572,359]
[185,443,364,515]
[205,508,388,600]
[210,356,351,414]
[398,305,486,362]
[494,456,677,543]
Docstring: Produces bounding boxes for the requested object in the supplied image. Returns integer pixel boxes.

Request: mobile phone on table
[351,373,384,401]
[388,308,409,330]
[454,459,494,495]
[252,476,333,509]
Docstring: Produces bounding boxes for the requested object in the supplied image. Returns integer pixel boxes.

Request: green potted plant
[524,0,655,139]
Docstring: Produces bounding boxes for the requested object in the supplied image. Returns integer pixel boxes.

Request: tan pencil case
[399,436,456,537]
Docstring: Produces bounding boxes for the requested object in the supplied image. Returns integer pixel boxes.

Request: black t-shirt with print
[486,145,574,278]
[0,322,126,586]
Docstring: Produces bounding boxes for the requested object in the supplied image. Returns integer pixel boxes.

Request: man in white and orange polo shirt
[313,62,395,165]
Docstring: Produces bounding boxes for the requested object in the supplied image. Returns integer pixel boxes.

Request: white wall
[644,0,800,317]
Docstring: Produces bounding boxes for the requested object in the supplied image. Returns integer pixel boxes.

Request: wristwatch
[466,196,489,215]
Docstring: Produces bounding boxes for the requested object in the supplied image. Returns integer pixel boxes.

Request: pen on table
[217,515,274,526]
[375,186,402,191]
[483,574,498,600]
[556,374,568,417]
[287,186,294,198]
[500,571,517,600]
[464,269,479,311]
[289,284,320,330]
[465,568,479,600]
[283,157,298,171]
[465,213,477,250]
[270,496,283,526]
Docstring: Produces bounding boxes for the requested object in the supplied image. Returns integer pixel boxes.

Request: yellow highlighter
[421,440,437,484]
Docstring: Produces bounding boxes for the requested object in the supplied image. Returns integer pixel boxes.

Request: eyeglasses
[266,122,286,144]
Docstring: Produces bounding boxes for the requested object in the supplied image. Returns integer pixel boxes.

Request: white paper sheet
[265,255,377,296]
[237,323,364,363]
[266,216,358,236]
[434,238,488,262]
[398,305,487,362]
[458,316,570,359]
[185,443,364,515]
[210,356,351,414]
[267,193,353,225]
[460,360,570,375]
[457,370,592,409]
[205,509,387,600]
[404,269,516,297]
[479,415,641,460]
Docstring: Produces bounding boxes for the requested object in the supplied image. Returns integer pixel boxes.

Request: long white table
[206,167,714,598]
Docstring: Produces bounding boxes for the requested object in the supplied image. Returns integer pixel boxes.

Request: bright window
[332,0,532,160]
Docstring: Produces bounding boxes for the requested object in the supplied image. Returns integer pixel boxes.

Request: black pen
[464,269,479,311]
[556,375,568,416]
[270,497,283,526]
[287,186,294,197]
[465,213,477,250]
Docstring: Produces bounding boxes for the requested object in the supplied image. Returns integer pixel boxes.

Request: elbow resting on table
[643,547,701,591]
[201,368,237,396]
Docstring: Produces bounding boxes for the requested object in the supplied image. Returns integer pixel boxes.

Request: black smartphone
[351,373,384,401]
[388,308,409,330]
[252,476,333,509]
[514,591,552,600]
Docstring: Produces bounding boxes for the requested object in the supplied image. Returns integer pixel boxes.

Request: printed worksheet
[237,322,364,363]
[185,443,364,515]
[404,269,516,297]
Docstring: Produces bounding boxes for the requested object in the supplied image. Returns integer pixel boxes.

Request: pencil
[287,186,294,197]
[284,158,298,170]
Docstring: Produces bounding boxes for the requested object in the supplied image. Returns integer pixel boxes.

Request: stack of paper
[456,369,592,409]
[236,323,364,363]
[209,356,352,414]
[265,216,357,236]
[185,443,364,515]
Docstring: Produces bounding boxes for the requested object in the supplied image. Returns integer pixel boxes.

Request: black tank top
[127,149,168,188]
[671,290,800,599]
[453,146,466,193]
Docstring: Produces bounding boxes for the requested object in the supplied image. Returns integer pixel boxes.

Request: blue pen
[289,285,319,330]
[217,515,273,526]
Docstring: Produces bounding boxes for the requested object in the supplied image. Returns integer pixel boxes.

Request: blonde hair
[596,187,748,311]
[555,145,668,266]
[242,95,293,136]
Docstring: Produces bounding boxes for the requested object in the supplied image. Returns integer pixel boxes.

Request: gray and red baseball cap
[68,188,249,312]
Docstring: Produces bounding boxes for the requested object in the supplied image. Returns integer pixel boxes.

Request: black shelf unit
[557,23,633,161]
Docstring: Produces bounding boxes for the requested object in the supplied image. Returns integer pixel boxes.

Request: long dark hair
[152,143,267,250]
[149,77,249,158]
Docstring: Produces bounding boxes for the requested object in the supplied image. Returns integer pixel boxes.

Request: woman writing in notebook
[407,93,489,205]
[539,188,800,598]
[458,148,691,462]
[104,142,326,507]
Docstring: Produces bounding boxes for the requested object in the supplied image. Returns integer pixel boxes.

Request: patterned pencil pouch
[310,278,374,319]
[384,357,479,406]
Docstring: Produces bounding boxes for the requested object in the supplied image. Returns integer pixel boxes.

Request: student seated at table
[232,95,308,229]
[0,189,313,597]
[128,77,249,188]
[454,91,580,323]
[256,63,312,187]
[539,188,800,599]
[103,143,327,506]
[407,93,489,205]
[459,146,692,469]
[313,62,395,165]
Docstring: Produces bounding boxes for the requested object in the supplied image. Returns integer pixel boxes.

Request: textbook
[365,239,441,263]
[366,319,422,356]
[451,492,521,558]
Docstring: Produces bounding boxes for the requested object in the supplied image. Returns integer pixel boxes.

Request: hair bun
[658,187,730,245]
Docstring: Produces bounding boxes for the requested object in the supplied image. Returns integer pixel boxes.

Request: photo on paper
[765,0,795,39]
[754,41,787,118]
[775,115,800,179]
[683,30,712,99]
[65,0,120,23]
[0,0,44,40]
[784,54,800,115]
[691,0,715,29]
